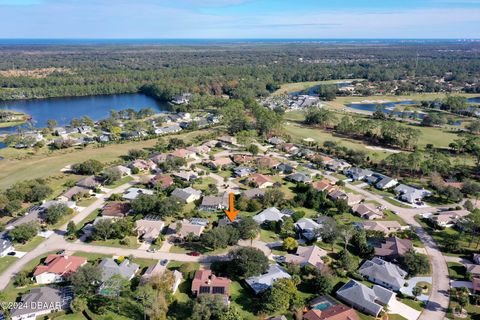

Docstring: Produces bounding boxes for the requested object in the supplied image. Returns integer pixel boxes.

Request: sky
[0,0,479,39]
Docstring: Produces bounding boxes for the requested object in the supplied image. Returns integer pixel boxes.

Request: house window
[212,287,225,294]
[199,286,210,294]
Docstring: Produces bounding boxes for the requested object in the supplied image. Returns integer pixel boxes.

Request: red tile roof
[33,255,87,277]
[304,304,360,320]
[191,269,231,296]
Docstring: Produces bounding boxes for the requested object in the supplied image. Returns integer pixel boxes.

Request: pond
[346,97,480,119]
[0,93,169,133]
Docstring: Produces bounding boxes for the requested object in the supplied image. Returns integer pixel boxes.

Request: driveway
[400,276,432,302]
[389,299,422,320]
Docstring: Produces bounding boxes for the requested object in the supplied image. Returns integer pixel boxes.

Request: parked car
[188,251,201,256]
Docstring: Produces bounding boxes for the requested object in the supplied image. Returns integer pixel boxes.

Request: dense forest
[0,42,479,101]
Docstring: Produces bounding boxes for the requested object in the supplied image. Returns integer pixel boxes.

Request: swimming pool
[313,301,334,311]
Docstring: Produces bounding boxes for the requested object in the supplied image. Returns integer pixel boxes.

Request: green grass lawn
[448,262,468,281]
[15,236,45,252]
[75,209,100,231]
[88,236,141,249]
[106,176,134,189]
[260,229,280,243]
[229,281,258,320]
[400,297,425,311]
[75,197,98,207]
[0,256,18,274]
[0,129,212,189]
[192,176,218,190]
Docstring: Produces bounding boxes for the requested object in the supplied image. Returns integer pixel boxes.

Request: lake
[0,94,169,133]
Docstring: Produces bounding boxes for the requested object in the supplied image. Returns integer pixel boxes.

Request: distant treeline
[0,42,479,101]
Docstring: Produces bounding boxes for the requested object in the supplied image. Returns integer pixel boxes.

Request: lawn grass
[229,281,258,320]
[105,176,134,189]
[382,197,413,209]
[88,236,141,249]
[192,176,218,191]
[0,129,211,189]
[400,297,425,311]
[260,228,280,243]
[75,197,98,207]
[448,262,468,281]
[15,236,45,252]
[0,256,18,274]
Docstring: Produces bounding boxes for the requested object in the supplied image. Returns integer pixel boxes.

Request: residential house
[336,279,395,317]
[172,171,198,182]
[154,124,182,135]
[465,263,480,277]
[284,245,327,268]
[77,125,92,134]
[101,202,131,218]
[325,159,351,172]
[277,163,295,175]
[42,199,75,210]
[129,159,156,172]
[286,172,311,183]
[295,218,322,241]
[169,148,197,160]
[199,194,229,211]
[99,258,140,282]
[76,176,102,189]
[242,188,265,200]
[111,165,131,177]
[205,157,233,170]
[429,210,470,228]
[58,186,91,202]
[189,217,209,227]
[256,157,279,169]
[344,168,374,181]
[267,137,285,146]
[303,302,360,320]
[186,145,211,155]
[176,219,205,238]
[141,261,183,293]
[10,287,74,320]
[246,264,291,294]
[123,188,154,201]
[376,176,398,190]
[218,136,237,145]
[247,173,274,189]
[171,187,202,204]
[135,217,165,243]
[394,184,432,204]
[150,153,168,165]
[374,237,413,260]
[233,166,254,178]
[0,239,14,257]
[313,180,336,193]
[328,189,348,202]
[253,207,287,224]
[473,278,480,294]
[150,174,174,190]
[191,269,231,297]
[358,258,407,291]
[33,254,87,284]
[346,193,363,206]
[172,93,192,105]
[232,154,254,164]
[352,203,384,220]
[282,143,300,155]
[355,221,403,234]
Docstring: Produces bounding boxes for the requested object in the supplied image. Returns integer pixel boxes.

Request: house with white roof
[171,187,202,203]
[253,207,287,224]
[245,264,291,294]
[294,218,322,241]
[123,188,154,201]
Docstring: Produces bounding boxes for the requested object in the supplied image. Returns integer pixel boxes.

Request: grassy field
[334,92,480,104]
[0,129,210,190]
[87,235,141,249]
[272,79,364,96]
[15,236,45,252]
[0,256,18,274]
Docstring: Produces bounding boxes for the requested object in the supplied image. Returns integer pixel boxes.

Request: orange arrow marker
[224,192,240,222]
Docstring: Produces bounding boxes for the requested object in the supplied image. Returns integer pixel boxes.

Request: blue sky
[0,0,479,38]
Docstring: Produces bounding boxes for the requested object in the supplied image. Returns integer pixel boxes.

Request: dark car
[188,251,201,256]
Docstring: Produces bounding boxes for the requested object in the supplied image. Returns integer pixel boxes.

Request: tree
[262,188,284,207]
[219,306,242,320]
[91,219,114,240]
[9,222,38,243]
[228,247,269,278]
[201,226,240,250]
[127,149,148,160]
[246,144,259,156]
[44,203,70,225]
[339,225,355,250]
[401,249,431,276]
[101,167,122,185]
[304,107,335,128]
[190,294,228,320]
[261,278,302,314]
[312,267,335,295]
[236,216,260,243]
[412,286,422,301]
[282,237,298,251]
[66,221,77,239]
[468,120,480,134]
[13,270,32,287]
[179,262,199,279]
[72,159,104,175]
[68,264,103,295]
[317,218,338,251]
[70,297,88,313]
[47,119,58,131]
[337,250,356,272]
[136,284,168,320]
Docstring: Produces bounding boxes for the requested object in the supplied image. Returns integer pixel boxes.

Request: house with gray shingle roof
[358,258,407,291]
[245,264,291,294]
[336,279,395,317]
[376,176,398,190]
[294,218,322,241]
[99,258,140,282]
[10,287,73,320]
[253,207,287,224]
[171,187,202,203]
[286,172,311,183]
[344,168,374,181]
[394,184,432,204]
